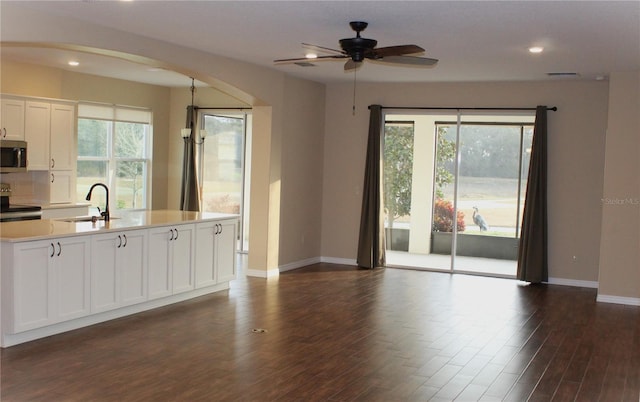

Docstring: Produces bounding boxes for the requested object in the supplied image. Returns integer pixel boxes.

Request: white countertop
[0,210,238,242]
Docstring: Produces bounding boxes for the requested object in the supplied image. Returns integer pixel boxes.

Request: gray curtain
[517,106,548,282]
[180,105,200,211]
[357,105,386,268]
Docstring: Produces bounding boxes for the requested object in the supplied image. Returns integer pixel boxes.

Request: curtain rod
[192,106,252,111]
[370,106,557,112]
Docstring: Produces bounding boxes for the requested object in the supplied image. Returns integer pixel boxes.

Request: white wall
[598,71,640,303]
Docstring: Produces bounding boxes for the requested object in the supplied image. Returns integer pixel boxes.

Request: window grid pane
[76,104,151,211]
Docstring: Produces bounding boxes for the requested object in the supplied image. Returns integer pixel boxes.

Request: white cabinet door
[215,220,238,283]
[195,222,217,288]
[54,237,91,321]
[147,224,194,299]
[50,103,75,171]
[195,220,237,288]
[49,170,73,204]
[92,229,147,312]
[147,227,173,300]
[24,101,51,170]
[171,224,195,294]
[91,233,119,313]
[0,98,25,141]
[12,240,54,332]
[11,236,90,333]
[120,230,147,306]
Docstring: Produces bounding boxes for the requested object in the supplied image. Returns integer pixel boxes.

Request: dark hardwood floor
[2,263,639,401]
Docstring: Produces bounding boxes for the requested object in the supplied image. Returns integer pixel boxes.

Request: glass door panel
[452,122,530,276]
[200,113,249,252]
[383,113,459,271]
[430,123,458,270]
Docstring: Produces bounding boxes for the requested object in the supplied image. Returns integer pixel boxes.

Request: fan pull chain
[352,67,357,115]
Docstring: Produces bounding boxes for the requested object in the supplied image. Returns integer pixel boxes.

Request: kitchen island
[0,210,239,347]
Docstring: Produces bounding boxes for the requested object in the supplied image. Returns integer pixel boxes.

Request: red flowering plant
[432,198,465,232]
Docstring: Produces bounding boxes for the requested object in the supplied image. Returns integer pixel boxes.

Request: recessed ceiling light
[529,47,544,54]
[305,53,318,59]
[68,61,80,66]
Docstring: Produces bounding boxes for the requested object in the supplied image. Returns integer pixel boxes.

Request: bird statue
[472,206,489,232]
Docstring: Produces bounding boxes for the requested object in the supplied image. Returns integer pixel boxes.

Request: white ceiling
[2,1,639,87]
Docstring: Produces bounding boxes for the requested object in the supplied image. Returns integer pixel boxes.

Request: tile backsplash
[0,172,37,203]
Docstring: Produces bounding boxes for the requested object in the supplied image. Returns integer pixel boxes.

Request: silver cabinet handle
[117,235,122,248]
[174,228,179,240]
[50,243,55,257]
[169,229,174,241]
[51,158,55,169]
[122,234,127,247]
[51,173,55,183]
[56,242,62,256]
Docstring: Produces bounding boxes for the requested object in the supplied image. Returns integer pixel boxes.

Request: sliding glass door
[199,112,252,253]
[384,111,534,277]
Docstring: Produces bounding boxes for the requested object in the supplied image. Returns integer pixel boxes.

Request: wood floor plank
[0,263,639,401]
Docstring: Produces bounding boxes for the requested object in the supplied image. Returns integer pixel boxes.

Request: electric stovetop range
[0,183,42,222]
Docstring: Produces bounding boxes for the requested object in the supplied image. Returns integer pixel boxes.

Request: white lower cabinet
[49,170,74,204]
[1,218,235,344]
[91,229,147,313]
[147,223,195,299]
[195,219,238,288]
[9,236,90,333]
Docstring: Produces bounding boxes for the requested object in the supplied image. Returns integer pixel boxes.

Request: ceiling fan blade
[372,55,439,67]
[344,59,362,71]
[369,44,425,59]
[302,43,345,56]
[274,55,347,65]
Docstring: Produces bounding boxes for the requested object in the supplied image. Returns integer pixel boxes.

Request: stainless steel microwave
[0,140,28,173]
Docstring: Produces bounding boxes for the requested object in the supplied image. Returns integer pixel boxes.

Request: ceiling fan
[274,21,438,71]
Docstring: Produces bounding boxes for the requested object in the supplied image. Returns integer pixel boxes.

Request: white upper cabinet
[25,100,76,171]
[24,101,51,170]
[1,97,25,141]
[50,103,75,170]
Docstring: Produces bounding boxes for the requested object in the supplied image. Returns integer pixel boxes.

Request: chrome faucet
[85,183,110,221]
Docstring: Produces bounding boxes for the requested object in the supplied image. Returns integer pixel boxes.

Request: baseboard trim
[245,268,280,278]
[245,257,356,278]
[320,256,357,266]
[546,277,599,289]
[596,294,640,306]
[279,257,321,273]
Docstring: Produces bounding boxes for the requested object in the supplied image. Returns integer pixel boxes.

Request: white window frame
[77,102,153,211]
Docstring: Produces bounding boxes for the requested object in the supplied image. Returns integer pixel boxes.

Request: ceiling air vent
[547,72,580,77]
[294,62,316,67]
